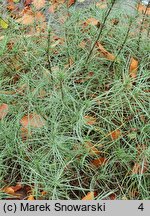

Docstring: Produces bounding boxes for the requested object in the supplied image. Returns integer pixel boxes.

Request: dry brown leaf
[137,3,150,15]
[0,103,9,120]
[20,127,32,140]
[3,184,22,195]
[129,57,138,78]
[132,159,148,174]
[3,187,15,195]
[16,13,34,25]
[110,129,121,140]
[96,42,116,61]
[11,184,22,192]
[48,5,56,13]
[78,40,86,49]
[91,157,107,167]
[82,192,95,200]
[67,0,75,7]
[16,10,45,25]
[25,0,33,6]
[41,191,47,196]
[96,2,107,9]
[20,113,46,128]
[32,0,46,10]
[7,0,16,11]
[27,195,35,200]
[85,17,100,27]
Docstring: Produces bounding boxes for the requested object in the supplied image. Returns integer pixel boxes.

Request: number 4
[138,203,144,211]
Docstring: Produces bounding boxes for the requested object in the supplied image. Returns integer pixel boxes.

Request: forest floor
[0,0,150,200]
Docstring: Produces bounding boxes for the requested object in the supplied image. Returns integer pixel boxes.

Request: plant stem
[137,1,150,53]
[109,18,133,69]
[85,0,116,65]
[47,28,53,82]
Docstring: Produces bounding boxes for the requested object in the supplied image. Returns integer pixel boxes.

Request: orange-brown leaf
[20,127,31,140]
[129,57,138,78]
[111,129,121,140]
[82,192,95,200]
[132,159,148,174]
[11,184,22,192]
[3,184,22,195]
[67,0,75,7]
[25,0,33,6]
[16,13,34,25]
[96,2,107,9]
[20,113,46,128]
[85,17,100,27]
[137,3,150,15]
[3,187,15,195]
[0,103,9,120]
[91,157,107,167]
[32,0,46,10]
[27,195,35,200]
[96,42,115,61]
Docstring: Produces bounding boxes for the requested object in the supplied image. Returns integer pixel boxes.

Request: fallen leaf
[48,5,56,13]
[11,184,22,192]
[27,195,35,200]
[16,10,45,25]
[20,113,46,128]
[129,57,138,78]
[132,160,148,174]
[78,40,86,49]
[110,129,121,140]
[32,0,46,10]
[16,13,34,25]
[137,3,150,15]
[85,141,100,156]
[85,17,100,27]
[7,0,16,11]
[41,191,47,196]
[3,187,15,195]
[25,0,33,6]
[96,42,116,61]
[0,18,8,29]
[84,115,96,125]
[20,127,31,140]
[91,157,107,167]
[3,184,22,195]
[67,0,76,7]
[82,192,96,200]
[0,104,9,120]
[96,2,107,9]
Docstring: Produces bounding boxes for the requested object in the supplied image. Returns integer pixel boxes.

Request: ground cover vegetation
[0,0,150,200]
